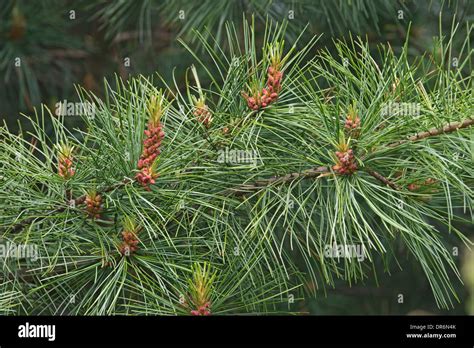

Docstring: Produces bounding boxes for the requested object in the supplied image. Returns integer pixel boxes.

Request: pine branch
[7,207,63,234]
[4,178,133,233]
[365,169,400,190]
[226,118,474,196]
[5,117,473,233]
[224,166,330,197]
[387,118,474,148]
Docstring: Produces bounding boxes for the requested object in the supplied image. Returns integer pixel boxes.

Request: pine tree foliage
[0,19,473,314]
[2,0,470,120]
[94,0,407,44]
[0,0,84,111]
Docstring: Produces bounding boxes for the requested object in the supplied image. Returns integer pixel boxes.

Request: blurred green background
[0,0,473,315]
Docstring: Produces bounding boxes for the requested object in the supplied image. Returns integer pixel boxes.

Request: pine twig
[363,118,474,189]
[227,118,474,195]
[224,166,329,197]
[388,118,474,148]
[4,118,473,233]
[4,178,133,233]
[365,169,400,190]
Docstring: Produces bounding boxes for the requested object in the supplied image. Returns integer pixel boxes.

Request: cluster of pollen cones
[119,229,139,256]
[190,302,211,316]
[243,65,283,110]
[57,145,75,179]
[85,192,102,219]
[135,96,165,190]
[333,148,357,175]
[407,178,438,191]
[137,121,164,170]
[345,113,361,131]
[193,99,212,127]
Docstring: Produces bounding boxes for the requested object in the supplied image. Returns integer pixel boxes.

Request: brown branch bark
[224,166,329,197]
[387,118,474,148]
[365,118,474,189]
[365,169,400,190]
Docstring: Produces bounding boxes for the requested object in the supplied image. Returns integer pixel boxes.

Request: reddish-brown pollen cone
[58,157,75,179]
[137,121,165,170]
[190,302,211,316]
[243,88,274,111]
[344,114,361,131]
[135,166,159,191]
[332,148,357,175]
[266,65,283,100]
[85,193,102,219]
[407,178,438,192]
[57,144,75,180]
[243,91,262,110]
[193,103,212,127]
[243,65,283,111]
[119,230,139,256]
[136,117,164,190]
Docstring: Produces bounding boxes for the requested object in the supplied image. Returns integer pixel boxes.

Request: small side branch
[388,118,474,148]
[4,178,133,233]
[74,178,133,206]
[225,166,329,197]
[365,169,399,190]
